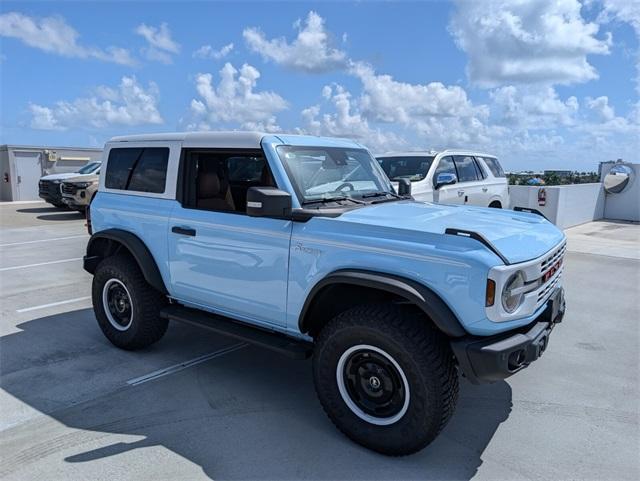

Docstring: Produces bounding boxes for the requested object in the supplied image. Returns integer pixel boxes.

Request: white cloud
[0,11,136,65]
[193,43,234,60]
[29,76,163,130]
[351,62,487,123]
[490,85,579,128]
[243,11,347,73]
[449,0,611,87]
[298,86,409,152]
[135,22,180,64]
[188,63,287,132]
[586,95,615,121]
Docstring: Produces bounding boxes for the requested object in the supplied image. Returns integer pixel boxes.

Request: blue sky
[1,0,638,171]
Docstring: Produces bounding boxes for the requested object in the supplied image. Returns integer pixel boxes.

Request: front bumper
[451,287,565,384]
[62,192,89,210]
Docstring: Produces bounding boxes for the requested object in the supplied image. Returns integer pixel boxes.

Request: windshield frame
[276,145,395,207]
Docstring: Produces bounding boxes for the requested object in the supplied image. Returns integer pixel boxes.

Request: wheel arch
[299,270,466,339]
[84,228,168,295]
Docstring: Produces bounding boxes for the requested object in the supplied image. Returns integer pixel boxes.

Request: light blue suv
[84,132,566,455]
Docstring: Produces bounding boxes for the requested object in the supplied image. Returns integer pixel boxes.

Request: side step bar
[160,305,313,360]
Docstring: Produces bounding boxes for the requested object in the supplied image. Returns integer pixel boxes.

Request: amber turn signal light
[486,279,496,307]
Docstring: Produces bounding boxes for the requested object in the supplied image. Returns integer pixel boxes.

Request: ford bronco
[84,132,566,456]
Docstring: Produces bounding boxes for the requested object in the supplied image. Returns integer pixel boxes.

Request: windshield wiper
[361,191,404,203]
[302,195,365,206]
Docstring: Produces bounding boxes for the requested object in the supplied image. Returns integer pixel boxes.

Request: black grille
[39,180,60,196]
[62,183,78,195]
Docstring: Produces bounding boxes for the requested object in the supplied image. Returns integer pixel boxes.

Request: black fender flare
[83,228,168,295]
[298,269,467,338]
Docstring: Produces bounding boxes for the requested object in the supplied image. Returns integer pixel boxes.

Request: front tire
[92,255,168,350]
[313,304,459,456]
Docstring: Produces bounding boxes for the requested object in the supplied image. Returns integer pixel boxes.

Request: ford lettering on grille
[543,258,563,283]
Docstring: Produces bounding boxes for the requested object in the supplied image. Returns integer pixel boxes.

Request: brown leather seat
[197,171,235,211]
[260,164,276,187]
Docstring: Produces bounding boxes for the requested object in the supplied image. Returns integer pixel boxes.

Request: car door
[432,156,464,204]
[451,155,485,206]
[475,156,508,207]
[168,149,292,328]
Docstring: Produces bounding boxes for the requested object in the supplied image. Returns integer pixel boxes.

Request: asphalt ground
[1,201,638,480]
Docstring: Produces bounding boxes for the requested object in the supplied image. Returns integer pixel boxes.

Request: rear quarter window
[105,147,169,193]
[479,156,505,178]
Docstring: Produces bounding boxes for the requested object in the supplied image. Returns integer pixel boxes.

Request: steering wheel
[334,182,355,192]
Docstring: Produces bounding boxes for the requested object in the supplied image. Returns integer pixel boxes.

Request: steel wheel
[336,344,410,426]
[102,278,134,331]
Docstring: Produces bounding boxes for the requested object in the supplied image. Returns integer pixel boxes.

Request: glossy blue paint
[167,206,292,327]
[90,192,176,289]
[335,201,564,264]
[91,133,567,340]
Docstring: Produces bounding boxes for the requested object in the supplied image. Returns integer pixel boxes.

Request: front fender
[84,228,168,294]
[299,269,467,338]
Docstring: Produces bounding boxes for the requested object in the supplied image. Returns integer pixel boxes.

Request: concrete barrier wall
[509,184,605,229]
[600,163,640,222]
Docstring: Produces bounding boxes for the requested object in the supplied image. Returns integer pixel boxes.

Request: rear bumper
[451,287,565,384]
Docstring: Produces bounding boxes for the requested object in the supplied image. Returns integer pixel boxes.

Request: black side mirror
[397,178,412,196]
[247,187,292,218]
[435,172,457,189]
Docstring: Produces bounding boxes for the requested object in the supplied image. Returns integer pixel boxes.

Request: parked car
[38,161,101,208]
[377,150,509,208]
[60,169,100,213]
[84,132,566,456]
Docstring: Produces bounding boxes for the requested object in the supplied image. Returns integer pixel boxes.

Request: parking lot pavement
[1,202,638,481]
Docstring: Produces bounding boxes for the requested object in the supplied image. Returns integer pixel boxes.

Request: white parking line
[0,235,87,248]
[0,257,82,272]
[127,343,248,386]
[16,296,91,313]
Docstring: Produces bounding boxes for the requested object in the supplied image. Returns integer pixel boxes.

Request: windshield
[376,156,434,182]
[77,162,101,174]
[276,145,394,205]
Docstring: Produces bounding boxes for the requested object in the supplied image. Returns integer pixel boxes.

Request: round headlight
[502,271,525,313]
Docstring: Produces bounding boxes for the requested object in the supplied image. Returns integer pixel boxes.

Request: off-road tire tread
[92,254,168,350]
[313,303,459,456]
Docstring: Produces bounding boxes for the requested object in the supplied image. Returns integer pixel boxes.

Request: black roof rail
[444,228,510,265]
[513,206,548,220]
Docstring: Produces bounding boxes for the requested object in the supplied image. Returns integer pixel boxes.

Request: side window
[480,157,506,177]
[453,156,479,183]
[184,151,275,213]
[472,158,486,179]
[105,147,168,193]
[433,156,457,187]
[128,149,169,193]
[105,148,142,190]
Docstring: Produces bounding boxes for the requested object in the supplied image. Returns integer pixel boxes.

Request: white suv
[377,150,509,208]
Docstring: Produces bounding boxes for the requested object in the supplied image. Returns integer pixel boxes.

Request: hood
[63,173,99,183]
[336,200,564,264]
[40,172,81,181]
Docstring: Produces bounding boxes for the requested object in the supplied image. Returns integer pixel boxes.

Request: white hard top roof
[109,131,267,148]
[107,131,364,149]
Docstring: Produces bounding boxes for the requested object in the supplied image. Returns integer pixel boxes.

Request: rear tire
[489,201,502,208]
[92,254,168,350]
[313,304,458,456]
